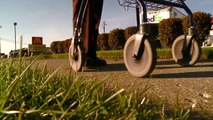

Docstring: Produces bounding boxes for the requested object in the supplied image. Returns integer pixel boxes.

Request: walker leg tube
[137,0,148,23]
[136,7,140,29]
[179,0,194,27]
[133,0,149,58]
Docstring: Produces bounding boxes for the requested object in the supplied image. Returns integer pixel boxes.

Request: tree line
[50,11,211,53]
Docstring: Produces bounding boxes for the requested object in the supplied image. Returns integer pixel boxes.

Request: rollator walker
[69,0,201,77]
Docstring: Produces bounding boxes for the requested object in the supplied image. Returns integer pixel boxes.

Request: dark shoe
[85,57,107,67]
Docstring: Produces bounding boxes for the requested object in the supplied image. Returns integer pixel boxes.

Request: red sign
[32,37,43,45]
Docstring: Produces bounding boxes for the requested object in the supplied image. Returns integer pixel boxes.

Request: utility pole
[0,26,2,53]
[14,22,17,50]
[102,21,107,33]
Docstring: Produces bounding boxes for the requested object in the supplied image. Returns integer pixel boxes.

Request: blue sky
[0,0,213,54]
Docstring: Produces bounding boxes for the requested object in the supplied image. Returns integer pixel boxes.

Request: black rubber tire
[69,41,85,72]
[172,35,201,67]
[124,34,157,77]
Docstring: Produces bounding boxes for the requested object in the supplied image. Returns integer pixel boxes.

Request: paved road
[35,58,213,116]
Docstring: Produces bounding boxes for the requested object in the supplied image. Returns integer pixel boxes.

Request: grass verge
[36,47,213,60]
[201,47,213,59]
[0,57,203,119]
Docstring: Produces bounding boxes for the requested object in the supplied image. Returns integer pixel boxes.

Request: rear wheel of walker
[69,42,85,72]
[124,35,157,77]
[172,35,201,67]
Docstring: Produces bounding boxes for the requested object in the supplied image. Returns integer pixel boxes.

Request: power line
[0,38,13,42]
[0,37,28,45]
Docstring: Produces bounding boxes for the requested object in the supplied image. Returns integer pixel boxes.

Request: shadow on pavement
[157,59,213,69]
[157,59,176,65]
[82,63,127,72]
[152,71,213,78]
[194,63,213,68]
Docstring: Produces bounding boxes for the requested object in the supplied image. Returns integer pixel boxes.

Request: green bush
[124,24,158,40]
[159,18,183,48]
[124,26,138,40]
[57,41,64,53]
[183,12,211,44]
[108,28,125,50]
[50,39,71,54]
[63,39,71,53]
[50,41,59,53]
[97,33,110,50]
[149,23,159,38]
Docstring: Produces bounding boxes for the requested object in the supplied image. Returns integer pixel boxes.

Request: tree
[63,39,71,53]
[159,18,183,48]
[108,28,125,50]
[97,33,110,50]
[124,26,138,41]
[50,41,59,53]
[182,12,212,44]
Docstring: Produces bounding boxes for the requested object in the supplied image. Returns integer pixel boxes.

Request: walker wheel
[172,35,201,67]
[69,41,85,72]
[124,35,156,77]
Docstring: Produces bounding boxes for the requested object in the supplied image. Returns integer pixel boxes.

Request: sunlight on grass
[0,57,208,119]
[35,47,213,60]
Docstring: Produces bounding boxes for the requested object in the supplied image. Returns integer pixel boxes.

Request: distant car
[45,47,53,54]
[0,53,8,59]
[203,35,213,47]
[1,55,8,58]
[9,50,19,58]
[9,49,28,58]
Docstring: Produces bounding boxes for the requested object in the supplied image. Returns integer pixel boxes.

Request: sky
[0,0,213,55]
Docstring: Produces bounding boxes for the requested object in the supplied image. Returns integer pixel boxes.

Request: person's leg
[85,0,107,67]
[73,0,106,67]
[87,0,103,58]
[73,0,82,30]
[73,0,89,54]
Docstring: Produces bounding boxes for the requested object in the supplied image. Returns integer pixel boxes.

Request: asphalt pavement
[35,58,213,117]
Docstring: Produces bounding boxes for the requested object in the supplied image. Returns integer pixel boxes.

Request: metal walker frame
[69,0,90,71]
[69,0,200,77]
[119,0,195,60]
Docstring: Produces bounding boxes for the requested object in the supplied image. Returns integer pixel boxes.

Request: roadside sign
[28,44,46,53]
[32,37,43,45]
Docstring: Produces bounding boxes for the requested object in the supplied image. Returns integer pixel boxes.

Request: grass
[36,47,213,60]
[35,50,123,60]
[0,56,202,119]
[157,48,172,59]
[201,47,213,59]
[0,47,212,119]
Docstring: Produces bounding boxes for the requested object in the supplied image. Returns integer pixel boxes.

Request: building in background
[147,7,185,23]
[203,16,213,47]
[144,7,185,48]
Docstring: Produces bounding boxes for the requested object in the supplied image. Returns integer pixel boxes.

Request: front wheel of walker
[172,35,201,67]
[124,35,157,78]
[69,42,85,72]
